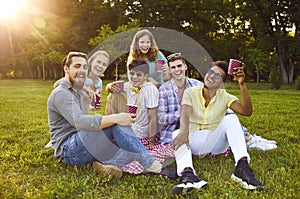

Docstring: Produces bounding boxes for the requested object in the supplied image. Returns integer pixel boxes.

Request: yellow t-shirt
[182,85,238,132]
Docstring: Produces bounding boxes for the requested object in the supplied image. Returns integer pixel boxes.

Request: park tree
[104,1,256,70]
[1,0,299,82]
[108,0,299,84]
[89,20,140,79]
[1,0,125,79]
[238,0,299,84]
[244,48,268,84]
[13,23,65,79]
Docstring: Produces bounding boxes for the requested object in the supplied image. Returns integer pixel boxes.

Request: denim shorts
[62,133,95,166]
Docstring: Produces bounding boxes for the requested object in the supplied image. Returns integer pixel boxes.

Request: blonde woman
[84,50,110,110]
[53,50,110,111]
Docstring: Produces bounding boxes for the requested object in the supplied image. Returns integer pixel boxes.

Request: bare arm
[230,63,252,116]
[106,81,122,93]
[100,113,135,129]
[173,104,192,150]
[162,63,171,81]
[148,108,158,146]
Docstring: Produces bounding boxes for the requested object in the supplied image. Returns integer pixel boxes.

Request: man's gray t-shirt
[47,80,102,159]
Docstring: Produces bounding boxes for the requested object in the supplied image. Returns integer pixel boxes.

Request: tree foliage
[0,0,299,84]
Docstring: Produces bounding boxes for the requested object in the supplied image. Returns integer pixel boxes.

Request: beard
[69,71,86,90]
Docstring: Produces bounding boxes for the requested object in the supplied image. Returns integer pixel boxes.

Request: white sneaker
[246,134,277,151]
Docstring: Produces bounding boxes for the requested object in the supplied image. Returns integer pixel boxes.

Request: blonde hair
[88,50,110,65]
[128,29,159,64]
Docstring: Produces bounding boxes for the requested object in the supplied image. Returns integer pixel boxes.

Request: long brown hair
[128,29,159,64]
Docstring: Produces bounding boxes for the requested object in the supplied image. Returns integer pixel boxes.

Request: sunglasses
[65,51,87,64]
[207,69,222,80]
[129,71,144,77]
[167,52,182,61]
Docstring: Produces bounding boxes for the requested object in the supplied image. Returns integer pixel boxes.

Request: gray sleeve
[53,90,102,131]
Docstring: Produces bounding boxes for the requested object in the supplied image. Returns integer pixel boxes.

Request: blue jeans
[63,125,155,168]
[102,125,154,168]
[62,133,94,165]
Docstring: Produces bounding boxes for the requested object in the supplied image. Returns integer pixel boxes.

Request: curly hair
[213,60,228,82]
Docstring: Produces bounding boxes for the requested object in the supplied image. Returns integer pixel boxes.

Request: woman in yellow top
[171,61,264,194]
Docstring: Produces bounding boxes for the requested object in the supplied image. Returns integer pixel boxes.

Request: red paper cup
[115,80,124,93]
[92,94,100,110]
[126,104,138,114]
[228,59,242,75]
[156,59,165,72]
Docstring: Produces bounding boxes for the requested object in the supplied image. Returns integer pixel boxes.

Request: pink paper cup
[92,94,100,110]
[228,59,242,75]
[126,104,138,114]
[156,59,165,72]
[115,80,124,93]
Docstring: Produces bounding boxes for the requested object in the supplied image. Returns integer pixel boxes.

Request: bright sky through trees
[0,0,26,20]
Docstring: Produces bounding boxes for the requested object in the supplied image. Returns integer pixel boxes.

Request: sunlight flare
[0,0,26,20]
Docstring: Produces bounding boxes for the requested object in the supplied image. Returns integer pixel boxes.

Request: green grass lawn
[0,79,299,199]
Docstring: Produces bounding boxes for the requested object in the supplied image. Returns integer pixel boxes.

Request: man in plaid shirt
[157,53,203,145]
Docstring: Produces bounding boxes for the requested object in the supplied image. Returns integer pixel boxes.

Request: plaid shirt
[158,78,203,144]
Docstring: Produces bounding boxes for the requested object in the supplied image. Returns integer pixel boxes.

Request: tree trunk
[288,59,294,83]
[256,66,260,84]
[277,42,294,84]
[53,67,58,79]
[36,65,42,79]
[278,53,294,84]
[42,60,45,80]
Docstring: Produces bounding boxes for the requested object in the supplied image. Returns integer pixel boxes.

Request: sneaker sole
[172,180,208,195]
[231,174,264,190]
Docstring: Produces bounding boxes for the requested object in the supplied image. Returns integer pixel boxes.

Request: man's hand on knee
[113,113,135,126]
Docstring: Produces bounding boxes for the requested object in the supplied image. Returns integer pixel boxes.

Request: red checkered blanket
[121,138,231,174]
[122,137,174,174]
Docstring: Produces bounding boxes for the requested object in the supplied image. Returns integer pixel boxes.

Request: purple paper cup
[92,94,100,110]
[228,59,242,75]
[115,80,124,93]
[126,104,138,114]
[156,59,165,72]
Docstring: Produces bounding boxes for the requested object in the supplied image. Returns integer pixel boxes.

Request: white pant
[173,114,250,176]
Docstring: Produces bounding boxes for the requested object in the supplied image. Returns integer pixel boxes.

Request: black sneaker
[144,166,179,180]
[231,159,264,190]
[172,170,207,195]
[160,167,179,180]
